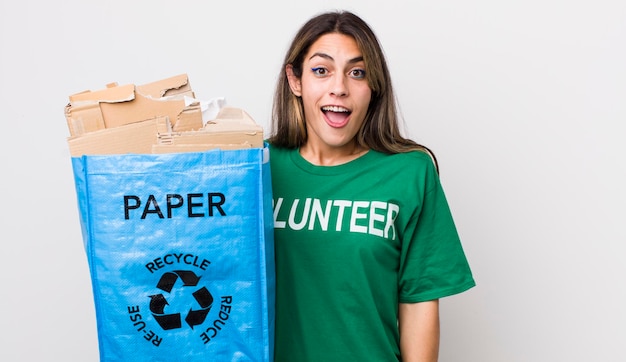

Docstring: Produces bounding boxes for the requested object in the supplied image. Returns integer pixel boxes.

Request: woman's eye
[350,69,366,79]
[311,67,328,76]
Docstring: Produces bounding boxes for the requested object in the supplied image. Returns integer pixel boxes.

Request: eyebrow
[309,52,364,64]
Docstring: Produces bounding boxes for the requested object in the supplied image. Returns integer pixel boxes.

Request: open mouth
[322,106,351,127]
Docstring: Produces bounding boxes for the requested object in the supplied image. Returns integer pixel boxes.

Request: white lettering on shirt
[309,199,331,231]
[274,198,399,240]
[288,198,311,230]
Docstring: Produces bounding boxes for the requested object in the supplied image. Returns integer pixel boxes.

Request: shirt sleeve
[398,160,476,303]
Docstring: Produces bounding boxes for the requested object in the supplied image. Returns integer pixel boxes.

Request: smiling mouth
[322,106,351,127]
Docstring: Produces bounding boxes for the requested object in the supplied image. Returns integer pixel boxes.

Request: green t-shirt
[269,145,475,361]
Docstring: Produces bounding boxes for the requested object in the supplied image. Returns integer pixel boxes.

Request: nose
[330,74,348,97]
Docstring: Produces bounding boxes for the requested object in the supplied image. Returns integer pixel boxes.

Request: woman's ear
[286,64,302,97]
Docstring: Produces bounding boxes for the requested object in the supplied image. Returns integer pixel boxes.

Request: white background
[1,0,624,361]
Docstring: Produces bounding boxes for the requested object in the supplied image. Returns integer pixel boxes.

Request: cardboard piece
[65,74,264,156]
[155,107,264,153]
[67,107,262,156]
[67,117,164,157]
[65,74,202,137]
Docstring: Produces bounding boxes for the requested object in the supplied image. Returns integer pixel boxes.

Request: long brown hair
[269,10,438,171]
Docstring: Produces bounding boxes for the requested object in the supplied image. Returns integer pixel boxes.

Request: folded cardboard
[65,74,264,157]
[67,107,263,157]
[67,117,164,156]
[155,107,264,153]
[65,74,202,137]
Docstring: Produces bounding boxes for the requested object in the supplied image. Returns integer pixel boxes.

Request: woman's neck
[299,141,369,166]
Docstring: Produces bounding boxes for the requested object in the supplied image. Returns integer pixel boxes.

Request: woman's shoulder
[366,150,439,185]
[372,149,436,168]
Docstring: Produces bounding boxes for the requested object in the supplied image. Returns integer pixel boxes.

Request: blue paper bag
[71,146,275,361]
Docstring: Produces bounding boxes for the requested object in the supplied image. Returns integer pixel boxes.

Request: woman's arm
[398,300,440,362]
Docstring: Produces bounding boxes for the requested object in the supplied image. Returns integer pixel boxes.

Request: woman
[268,10,475,361]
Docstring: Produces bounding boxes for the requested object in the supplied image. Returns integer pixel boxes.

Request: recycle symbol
[149,270,214,330]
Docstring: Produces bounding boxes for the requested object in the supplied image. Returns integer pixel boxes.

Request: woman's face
[287,33,372,157]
